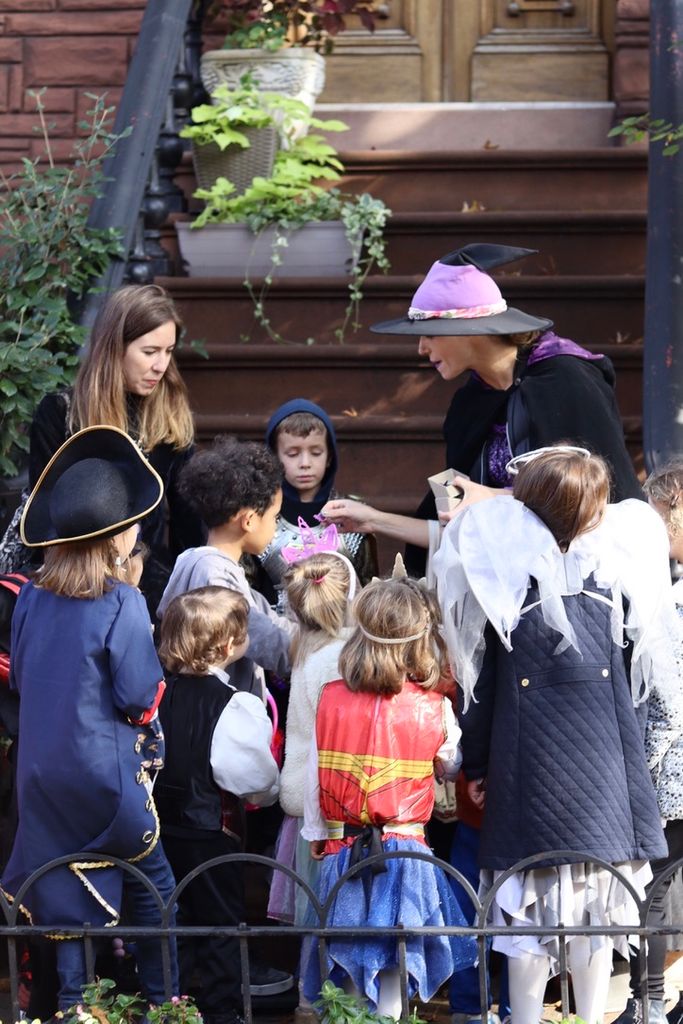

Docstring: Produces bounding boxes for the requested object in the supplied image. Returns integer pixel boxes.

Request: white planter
[176,221,355,279]
[200,49,326,114]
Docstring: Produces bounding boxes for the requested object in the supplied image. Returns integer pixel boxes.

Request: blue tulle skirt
[303,837,477,1007]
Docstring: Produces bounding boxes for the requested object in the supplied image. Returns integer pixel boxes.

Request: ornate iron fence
[2,848,683,1024]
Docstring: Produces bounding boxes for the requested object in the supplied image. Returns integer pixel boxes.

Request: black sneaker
[246,962,294,997]
[613,998,642,1024]
[203,1012,246,1024]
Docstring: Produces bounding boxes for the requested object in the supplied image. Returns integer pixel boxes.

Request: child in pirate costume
[433,446,677,1024]
[302,577,476,1020]
[1,426,178,1012]
[252,399,376,611]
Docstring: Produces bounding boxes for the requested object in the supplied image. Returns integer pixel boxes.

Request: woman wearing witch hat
[1,426,178,1012]
[320,243,644,1024]
[321,243,641,573]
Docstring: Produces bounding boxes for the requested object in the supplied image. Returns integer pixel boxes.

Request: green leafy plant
[209,0,377,53]
[182,74,391,344]
[0,91,127,476]
[609,114,683,155]
[179,74,327,151]
[315,979,426,1024]
[63,978,145,1024]
[61,978,203,1024]
[146,994,204,1024]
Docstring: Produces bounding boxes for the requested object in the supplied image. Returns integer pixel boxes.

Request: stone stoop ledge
[313,101,618,152]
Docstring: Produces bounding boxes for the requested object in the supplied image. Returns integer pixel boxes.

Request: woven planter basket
[192,124,278,195]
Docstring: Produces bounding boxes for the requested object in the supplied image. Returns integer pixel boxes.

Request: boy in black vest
[156,586,280,1024]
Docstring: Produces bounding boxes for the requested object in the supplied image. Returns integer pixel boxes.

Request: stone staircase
[164,136,647,564]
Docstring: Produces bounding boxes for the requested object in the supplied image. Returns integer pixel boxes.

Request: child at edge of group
[610,462,683,1024]
[254,399,377,611]
[155,586,280,1024]
[157,436,297,699]
[433,446,677,1024]
[1,426,179,1013]
[266,552,358,1010]
[302,577,477,1021]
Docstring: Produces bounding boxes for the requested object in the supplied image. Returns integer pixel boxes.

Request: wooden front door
[321,0,614,102]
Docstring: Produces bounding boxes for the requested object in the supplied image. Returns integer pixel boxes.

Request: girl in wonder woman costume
[302,576,476,1019]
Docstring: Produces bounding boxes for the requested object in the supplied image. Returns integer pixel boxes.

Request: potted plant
[176,73,391,344]
[0,90,125,533]
[201,0,378,111]
[180,69,342,191]
[63,977,203,1024]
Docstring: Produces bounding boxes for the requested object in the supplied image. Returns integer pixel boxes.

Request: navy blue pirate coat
[459,580,668,871]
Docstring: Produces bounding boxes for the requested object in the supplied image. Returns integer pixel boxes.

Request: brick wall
[0,0,146,173]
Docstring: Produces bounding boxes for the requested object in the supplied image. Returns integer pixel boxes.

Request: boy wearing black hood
[257,399,376,610]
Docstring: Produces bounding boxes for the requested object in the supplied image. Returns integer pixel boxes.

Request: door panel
[320,0,613,103]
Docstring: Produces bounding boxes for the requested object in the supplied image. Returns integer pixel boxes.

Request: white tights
[507,937,613,1024]
[344,968,403,1021]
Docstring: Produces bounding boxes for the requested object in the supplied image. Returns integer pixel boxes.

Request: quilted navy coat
[460,581,668,870]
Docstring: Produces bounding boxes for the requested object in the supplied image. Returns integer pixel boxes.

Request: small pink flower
[171,996,180,1004]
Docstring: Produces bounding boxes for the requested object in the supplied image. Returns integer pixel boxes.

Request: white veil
[432,497,679,711]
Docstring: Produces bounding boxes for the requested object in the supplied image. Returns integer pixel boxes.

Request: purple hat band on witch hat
[408,263,506,321]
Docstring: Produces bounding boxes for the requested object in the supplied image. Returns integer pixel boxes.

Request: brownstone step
[177,341,644,424]
[177,340,644,571]
[173,148,647,214]
[383,211,646,276]
[162,209,646,279]
[163,273,645,348]
[336,149,647,213]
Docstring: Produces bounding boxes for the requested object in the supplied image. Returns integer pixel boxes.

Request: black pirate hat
[21,426,163,547]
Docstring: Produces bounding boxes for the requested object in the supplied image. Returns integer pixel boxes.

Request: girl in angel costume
[432,446,679,1024]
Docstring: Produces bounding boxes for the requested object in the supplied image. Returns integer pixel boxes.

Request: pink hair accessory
[280,516,340,564]
[312,576,326,584]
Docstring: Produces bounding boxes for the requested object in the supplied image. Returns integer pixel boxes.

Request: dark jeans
[630,819,683,1002]
[162,830,243,1014]
[449,821,510,1018]
[56,840,179,1010]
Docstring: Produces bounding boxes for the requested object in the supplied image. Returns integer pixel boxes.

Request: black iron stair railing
[78,0,208,329]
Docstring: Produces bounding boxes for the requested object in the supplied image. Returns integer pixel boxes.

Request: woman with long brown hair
[29,284,203,608]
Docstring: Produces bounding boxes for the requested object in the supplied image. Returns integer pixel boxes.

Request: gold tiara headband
[358,624,429,645]
[505,445,591,477]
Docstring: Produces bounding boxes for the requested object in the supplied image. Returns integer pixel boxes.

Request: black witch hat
[371,243,553,336]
